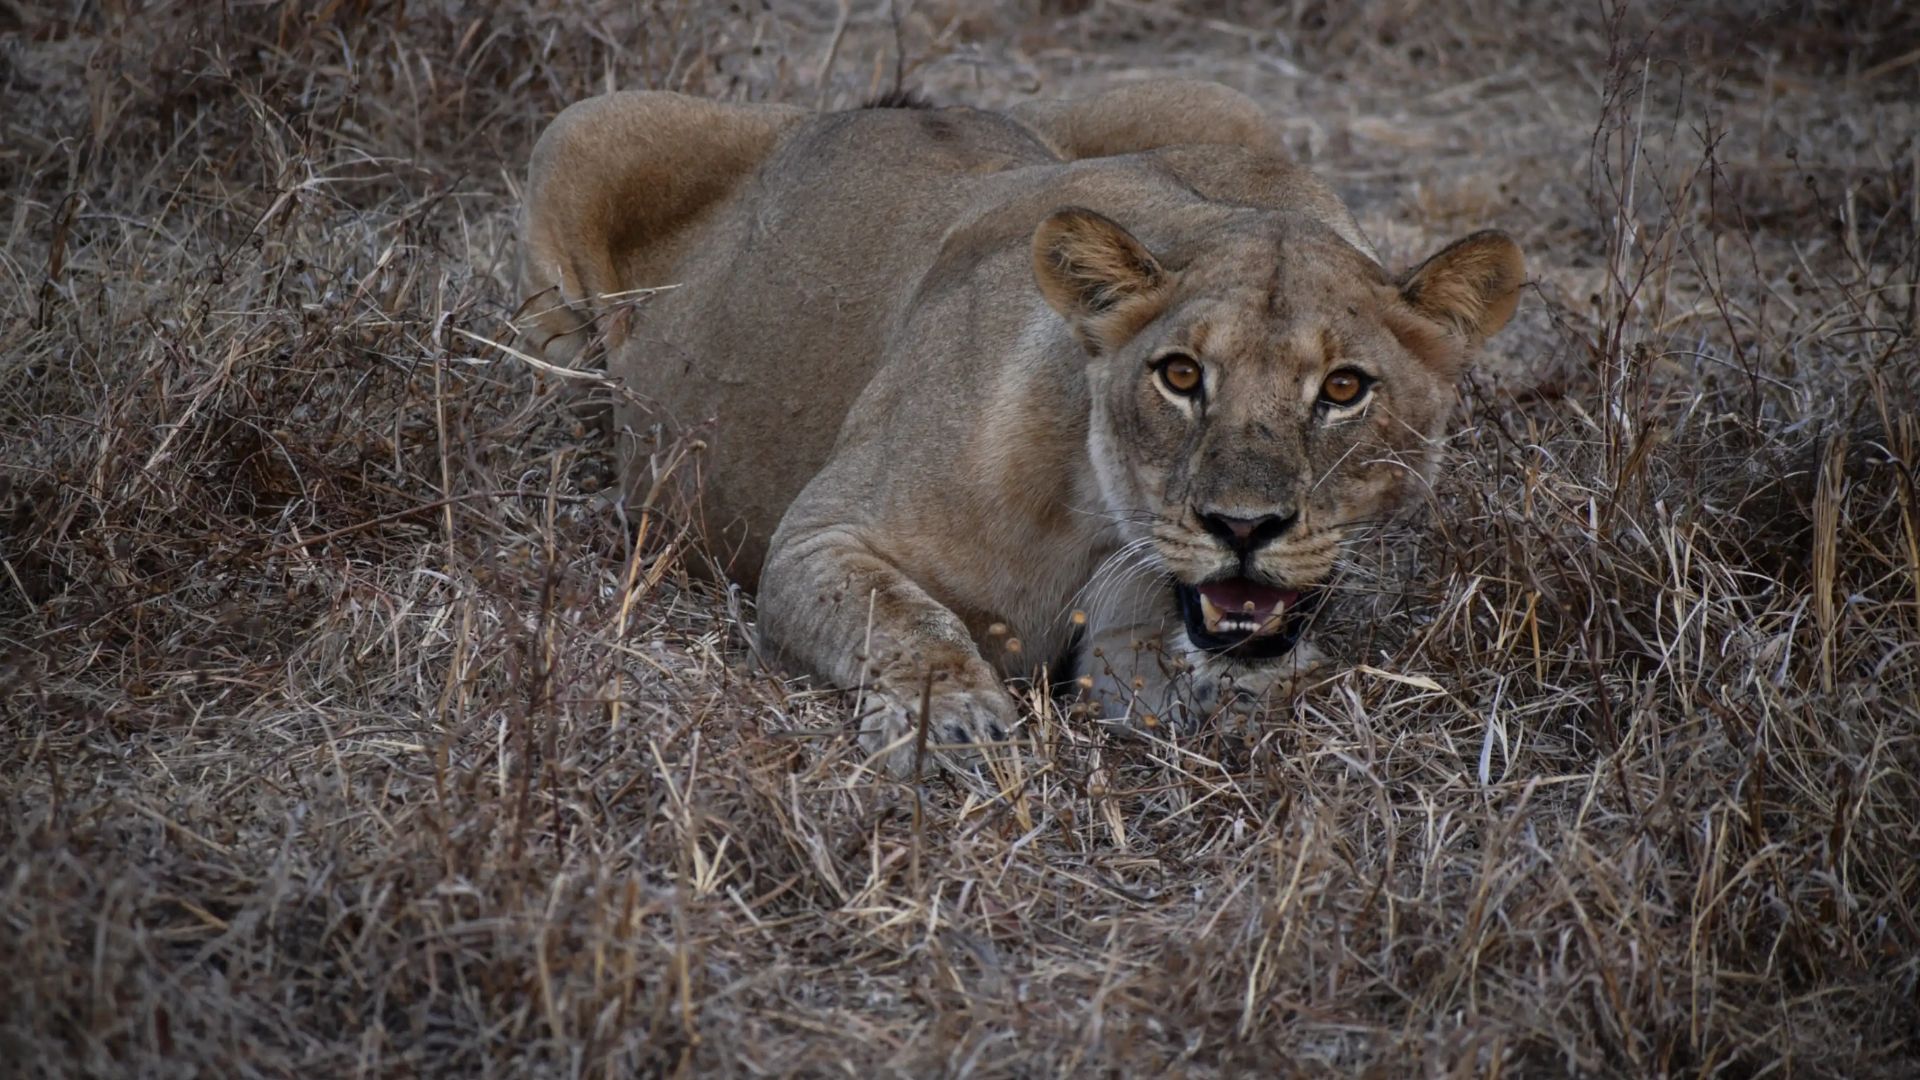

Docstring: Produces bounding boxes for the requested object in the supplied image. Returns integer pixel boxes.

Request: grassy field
[4,1,1918,1075]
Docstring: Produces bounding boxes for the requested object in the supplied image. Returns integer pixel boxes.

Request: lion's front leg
[757,524,1015,776]
[1078,618,1200,731]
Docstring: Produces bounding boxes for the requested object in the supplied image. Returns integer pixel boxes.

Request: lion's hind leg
[1008,80,1281,162]
[518,92,807,364]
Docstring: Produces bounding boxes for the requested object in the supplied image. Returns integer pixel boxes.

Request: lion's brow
[1188,322,1210,354]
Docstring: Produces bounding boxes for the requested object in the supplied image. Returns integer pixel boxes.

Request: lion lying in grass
[519,81,1523,773]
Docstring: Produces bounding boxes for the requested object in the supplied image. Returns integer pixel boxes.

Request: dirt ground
[4,1,1918,1076]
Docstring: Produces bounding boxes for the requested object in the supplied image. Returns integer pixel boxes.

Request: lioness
[520,82,1523,772]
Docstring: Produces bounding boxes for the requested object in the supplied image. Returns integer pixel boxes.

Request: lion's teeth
[1254,593,1298,637]
[1198,592,1224,633]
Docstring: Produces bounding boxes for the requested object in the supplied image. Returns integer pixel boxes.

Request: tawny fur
[520,82,1524,773]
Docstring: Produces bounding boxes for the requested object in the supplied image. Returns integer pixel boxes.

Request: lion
[519,81,1523,773]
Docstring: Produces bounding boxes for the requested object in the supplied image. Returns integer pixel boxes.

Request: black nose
[1197,510,1297,554]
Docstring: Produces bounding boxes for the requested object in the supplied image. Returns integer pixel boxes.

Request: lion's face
[1035,207,1523,660]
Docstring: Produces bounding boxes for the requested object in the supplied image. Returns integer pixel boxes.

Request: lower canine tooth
[1256,606,1291,636]
[1198,592,1223,633]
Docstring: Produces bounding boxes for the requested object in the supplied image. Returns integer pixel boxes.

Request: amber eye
[1319,368,1371,407]
[1158,355,1204,397]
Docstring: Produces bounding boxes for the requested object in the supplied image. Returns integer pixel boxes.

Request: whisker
[1086,546,1169,624]
[1091,548,1175,626]
[1064,535,1162,624]
[1090,564,1176,633]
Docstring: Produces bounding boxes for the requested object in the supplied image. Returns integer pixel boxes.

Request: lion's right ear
[1032,207,1171,354]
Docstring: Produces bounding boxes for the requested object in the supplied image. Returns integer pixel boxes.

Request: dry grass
[4,1,1918,1076]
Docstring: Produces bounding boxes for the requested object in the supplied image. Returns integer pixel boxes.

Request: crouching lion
[519,81,1523,773]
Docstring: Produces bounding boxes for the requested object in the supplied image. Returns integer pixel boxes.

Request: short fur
[520,81,1524,772]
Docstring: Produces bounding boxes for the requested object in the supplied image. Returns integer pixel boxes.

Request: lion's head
[1033,205,1523,660]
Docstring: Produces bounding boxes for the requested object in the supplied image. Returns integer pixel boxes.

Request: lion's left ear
[1032,207,1172,354]
[1399,230,1526,344]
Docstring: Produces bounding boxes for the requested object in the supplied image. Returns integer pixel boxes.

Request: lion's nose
[1197,509,1297,555]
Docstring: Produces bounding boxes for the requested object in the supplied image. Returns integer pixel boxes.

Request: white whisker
[1065,535,1162,626]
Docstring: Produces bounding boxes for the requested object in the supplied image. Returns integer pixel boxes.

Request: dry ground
[4,1,1918,1076]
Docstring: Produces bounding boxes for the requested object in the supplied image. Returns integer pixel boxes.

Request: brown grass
[4,1,1918,1076]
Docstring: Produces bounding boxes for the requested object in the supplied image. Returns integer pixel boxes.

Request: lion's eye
[1319,368,1372,407]
[1158,355,1203,397]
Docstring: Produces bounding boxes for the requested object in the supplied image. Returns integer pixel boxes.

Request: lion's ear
[1032,207,1171,353]
[1399,230,1525,344]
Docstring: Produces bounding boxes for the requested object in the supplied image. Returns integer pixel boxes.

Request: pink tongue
[1197,579,1300,617]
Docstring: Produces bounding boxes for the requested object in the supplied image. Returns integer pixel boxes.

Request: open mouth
[1173,578,1322,660]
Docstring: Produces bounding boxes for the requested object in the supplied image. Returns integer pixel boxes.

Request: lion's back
[543,88,1314,583]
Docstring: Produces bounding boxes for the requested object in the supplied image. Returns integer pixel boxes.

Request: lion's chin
[1173,578,1322,660]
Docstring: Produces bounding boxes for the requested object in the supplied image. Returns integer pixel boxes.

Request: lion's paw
[1206,641,1329,717]
[855,682,1017,777]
